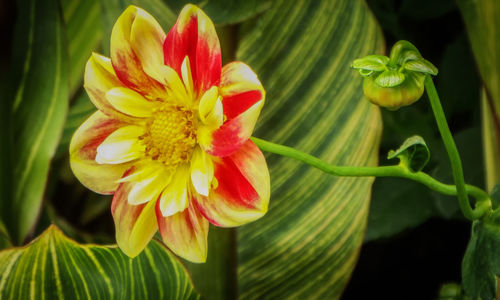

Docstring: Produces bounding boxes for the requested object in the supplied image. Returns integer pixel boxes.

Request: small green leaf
[462,208,500,300]
[0,225,200,299]
[351,55,389,72]
[404,59,438,75]
[388,135,430,172]
[375,70,406,87]
[389,40,421,65]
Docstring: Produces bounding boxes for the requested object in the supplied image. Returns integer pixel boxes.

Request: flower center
[140,104,196,165]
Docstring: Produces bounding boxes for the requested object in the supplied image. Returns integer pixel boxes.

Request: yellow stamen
[140,104,196,165]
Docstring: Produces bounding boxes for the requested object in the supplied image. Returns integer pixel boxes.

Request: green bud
[352,40,438,110]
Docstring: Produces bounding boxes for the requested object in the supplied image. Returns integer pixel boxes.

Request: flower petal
[112,171,158,258]
[198,86,223,127]
[106,87,158,118]
[129,7,166,83]
[163,4,221,95]
[84,53,139,122]
[159,164,190,217]
[70,111,133,194]
[95,125,145,164]
[156,199,209,263]
[199,62,265,157]
[110,5,165,97]
[220,61,265,120]
[128,165,171,205]
[190,146,214,196]
[194,140,270,227]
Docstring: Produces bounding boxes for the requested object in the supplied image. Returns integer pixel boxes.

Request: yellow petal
[110,5,165,98]
[181,56,194,100]
[156,65,190,104]
[198,86,223,127]
[129,7,166,83]
[190,146,214,197]
[159,164,190,217]
[84,53,138,122]
[106,87,158,118]
[128,167,171,205]
[70,111,133,194]
[156,200,209,263]
[112,179,158,258]
[95,125,145,164]
[118,160,161,183]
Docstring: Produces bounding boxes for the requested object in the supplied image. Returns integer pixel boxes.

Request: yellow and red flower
[69,4,269,262]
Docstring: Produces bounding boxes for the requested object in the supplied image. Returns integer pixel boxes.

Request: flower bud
[352,40,438,110]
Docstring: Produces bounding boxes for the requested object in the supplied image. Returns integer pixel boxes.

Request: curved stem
[251,137,491,218]
[424,76,490,220]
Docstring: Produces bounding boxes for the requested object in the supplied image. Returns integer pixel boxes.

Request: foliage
[457,0,500,192]
[387,135,430,172]
[0,225,200,299]
[1,0,68,244]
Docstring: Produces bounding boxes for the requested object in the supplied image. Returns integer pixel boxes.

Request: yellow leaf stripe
[0,226,200,299]
[236,0,383,299]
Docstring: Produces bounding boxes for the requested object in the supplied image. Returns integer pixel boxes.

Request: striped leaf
[236,0,383,299]
[165,0,271,25]
[61,0,103,96]
[0,225,200,299]
[457,0,500,192]
[5,0,69,244]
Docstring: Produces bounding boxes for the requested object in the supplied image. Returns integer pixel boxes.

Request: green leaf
[352,54,389,72]
[458,0,500,192]
[0,225,200,299]
[4,0,69,244]
[165,0,271,25]
[462,208,500,300]
[375,70,406,87]
[62,0,103,96]
[388,135,430,172]
[235,0,383,298]
[404,59,438,75]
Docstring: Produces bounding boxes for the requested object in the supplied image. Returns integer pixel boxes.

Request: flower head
[69,4,270,262]
[352,40,438,110]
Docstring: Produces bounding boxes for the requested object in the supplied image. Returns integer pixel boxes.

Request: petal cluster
[70,4,269,262]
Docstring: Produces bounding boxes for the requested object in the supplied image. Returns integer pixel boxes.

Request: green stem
[424,75,490,220]
[251,137,491,218]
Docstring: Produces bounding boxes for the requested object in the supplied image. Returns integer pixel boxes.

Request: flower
[352,40,438,110]
[69,4,270,262]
